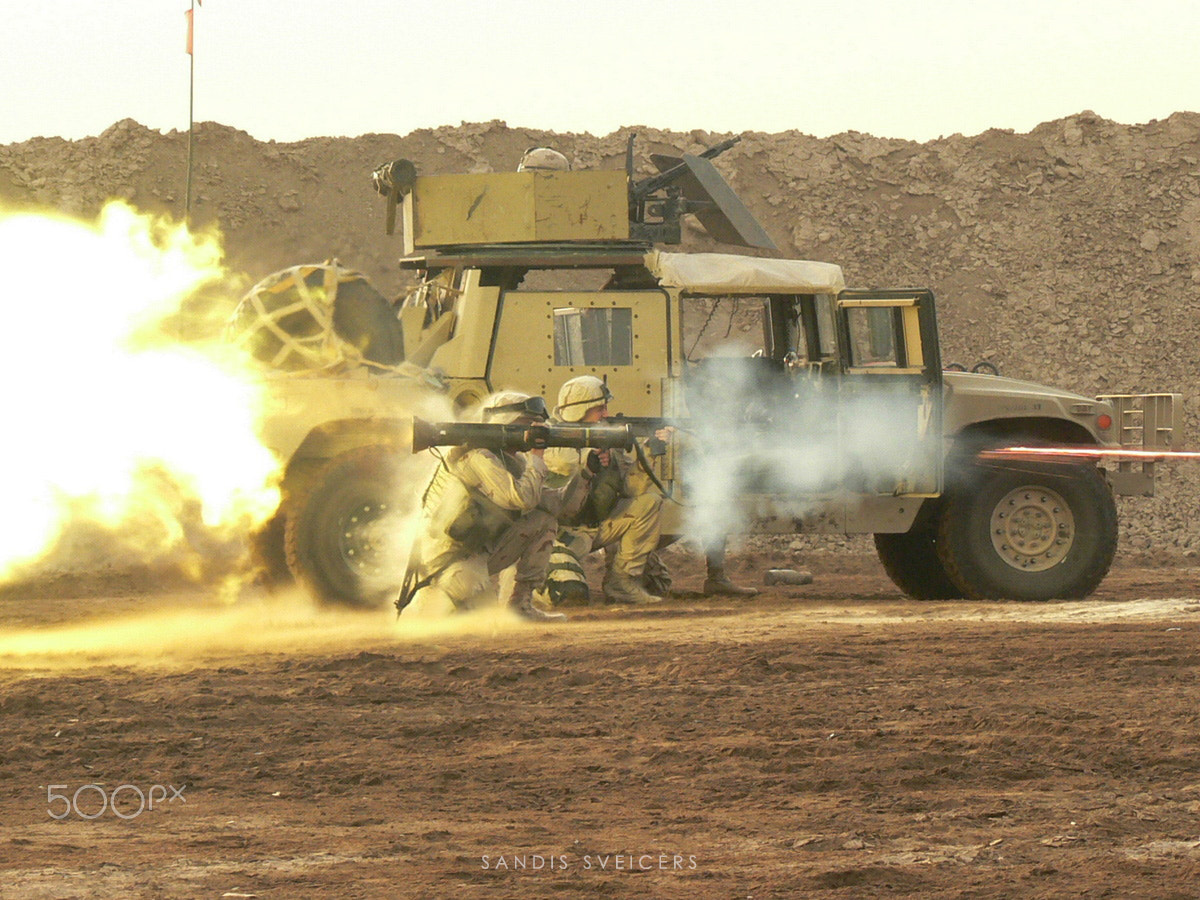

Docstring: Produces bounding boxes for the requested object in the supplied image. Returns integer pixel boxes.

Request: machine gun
[628,135,740,207]
[625,134,776,250]
[412,418,635,454]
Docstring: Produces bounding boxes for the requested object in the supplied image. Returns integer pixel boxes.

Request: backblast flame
[0,201,281,586]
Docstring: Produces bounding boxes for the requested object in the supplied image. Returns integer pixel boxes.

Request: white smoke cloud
[680,354,932,544]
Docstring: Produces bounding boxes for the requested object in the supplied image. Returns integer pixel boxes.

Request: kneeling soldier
[409,391,565,622]
[544,376,665,606]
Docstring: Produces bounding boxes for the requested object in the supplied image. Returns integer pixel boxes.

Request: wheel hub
[990,485,1074,572]
[340,502,391,576]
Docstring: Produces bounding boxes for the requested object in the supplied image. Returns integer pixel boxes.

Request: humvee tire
[935,461,1118,601]
[283,445,408,608]
[874,521,962,601]
[250,510,292,586]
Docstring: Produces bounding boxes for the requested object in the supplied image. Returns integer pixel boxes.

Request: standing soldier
[406,391,565,622]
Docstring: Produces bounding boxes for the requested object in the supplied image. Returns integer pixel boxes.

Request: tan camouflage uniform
[543,445,662,581]
[546,375,664,605]
[411,392,563,620]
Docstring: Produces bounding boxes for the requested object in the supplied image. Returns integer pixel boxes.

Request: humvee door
[835,289,943,497]
[681,289,942,513]
[487,289,673,418]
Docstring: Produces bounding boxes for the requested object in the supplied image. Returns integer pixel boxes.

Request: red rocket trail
[980,446,1200,461]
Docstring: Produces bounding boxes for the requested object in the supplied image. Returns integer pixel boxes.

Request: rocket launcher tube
[412,417,635,454]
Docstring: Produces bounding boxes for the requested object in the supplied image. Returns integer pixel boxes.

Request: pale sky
[3,0,1198,146]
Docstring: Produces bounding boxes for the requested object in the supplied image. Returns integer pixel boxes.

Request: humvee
[234,140,1180,606]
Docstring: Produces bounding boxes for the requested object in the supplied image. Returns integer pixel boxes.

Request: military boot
[603,571,663,606]
[508,585,567,622]
[703,567,760,597]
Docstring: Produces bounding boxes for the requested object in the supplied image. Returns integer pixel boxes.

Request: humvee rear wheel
[250,510,292,586]
[936,462,1117,600]
[284,446,409,608]
[874,520,962,601]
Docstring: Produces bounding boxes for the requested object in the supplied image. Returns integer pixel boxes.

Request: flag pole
[185,0,196,223]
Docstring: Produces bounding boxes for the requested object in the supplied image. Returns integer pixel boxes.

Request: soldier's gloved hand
[525,424,550,450]
[586,449,609,473]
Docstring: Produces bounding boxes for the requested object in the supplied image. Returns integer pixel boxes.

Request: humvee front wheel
[936,462,1117,600]
[284,446,409,607]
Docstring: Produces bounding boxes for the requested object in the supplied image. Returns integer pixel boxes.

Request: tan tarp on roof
[645,251,846,295]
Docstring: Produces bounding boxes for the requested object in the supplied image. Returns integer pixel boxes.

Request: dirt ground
[3,552,1200,899]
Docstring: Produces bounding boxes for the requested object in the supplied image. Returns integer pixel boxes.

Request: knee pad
[436,557,492,609]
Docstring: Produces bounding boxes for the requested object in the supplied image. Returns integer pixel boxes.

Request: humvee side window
[847,306,900,367]
[682,296,767,359]
[553,307,633,366]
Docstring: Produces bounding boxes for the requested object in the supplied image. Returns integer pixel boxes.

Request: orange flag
[185,1,201,55]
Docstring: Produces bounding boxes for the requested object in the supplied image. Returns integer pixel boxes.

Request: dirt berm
[2,112,1199,559]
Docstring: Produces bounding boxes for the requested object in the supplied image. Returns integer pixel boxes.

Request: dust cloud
[0,587,530,670]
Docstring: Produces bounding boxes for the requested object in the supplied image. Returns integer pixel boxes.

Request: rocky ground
[3,554,1200,899]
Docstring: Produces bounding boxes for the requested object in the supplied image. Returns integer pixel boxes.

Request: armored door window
[834,289,942,496]
[846,306,899,367]
[781,294,839,367]
[553,307,633,366]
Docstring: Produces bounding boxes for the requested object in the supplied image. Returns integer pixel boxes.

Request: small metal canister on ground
[764,568,814,586]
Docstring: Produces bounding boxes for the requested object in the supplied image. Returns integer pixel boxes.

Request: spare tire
[230,263,403,372]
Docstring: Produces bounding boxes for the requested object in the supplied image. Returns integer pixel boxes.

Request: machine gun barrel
[413,418,635,453]
[631,136,741,200]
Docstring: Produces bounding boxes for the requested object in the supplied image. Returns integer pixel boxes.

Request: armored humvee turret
[235,139,1180,607]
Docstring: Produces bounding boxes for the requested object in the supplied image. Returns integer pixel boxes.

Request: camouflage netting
[3,114,1199,559]
[230,261,407,374]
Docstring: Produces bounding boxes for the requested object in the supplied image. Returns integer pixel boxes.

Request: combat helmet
[554,376,613,423]
[517,147,570,172]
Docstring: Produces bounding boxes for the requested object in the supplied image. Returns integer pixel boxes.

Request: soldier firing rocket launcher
[399,417,639,616]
